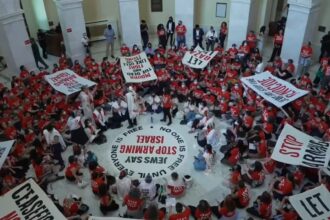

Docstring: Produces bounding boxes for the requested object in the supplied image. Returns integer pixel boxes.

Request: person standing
[320,31,330,61]
[30,38,48,70]
[175,20,187,47]
[161,88,172,126]
[298,42,313,78]
[78,85,94,120]
[205,26,218,51]
[193,24,204,49]
[104,24,116,58]
[140,20,149,50]
[269,29,284,62]
[37,29,47,59]
[81,33,90,55]
[157,24,167,49]
[166,16,175,47]
[125,86,138,128]
[219,22,228,48]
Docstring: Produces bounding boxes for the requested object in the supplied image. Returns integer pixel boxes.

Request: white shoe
[77,180,88,188]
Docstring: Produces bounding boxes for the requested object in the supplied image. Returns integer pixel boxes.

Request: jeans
[177,35,186,47]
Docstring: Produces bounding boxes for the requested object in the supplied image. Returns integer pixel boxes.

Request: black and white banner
[120,52,157,83]
[271,124,330,170]
[182,46,218,69]
[241,71,309,107]
[0,140,15,169]
[44,69,96,95]
[109,125,187,179]
[289,185,330,220]
[0,178,65,219]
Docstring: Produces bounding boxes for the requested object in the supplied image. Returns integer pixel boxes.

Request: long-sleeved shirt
[104,28,115,43]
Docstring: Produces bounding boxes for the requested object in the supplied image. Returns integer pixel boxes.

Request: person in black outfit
[30,38,48,70]
[37,29,47,59]
[193,24,204,49]
[320,31,330,61]
[140,20,149,50]
[166,16,175,47]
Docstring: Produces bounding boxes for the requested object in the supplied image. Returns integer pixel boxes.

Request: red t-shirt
[231,170,241,185]
[236,187,249,207]
[228,147,240,166]
[176,25,187,36]
[259,202,272,218]
[274,34,283,45]
[124,195,144,211]
[169,207,190,220]
[194,208,212,220]
[219,207,235,217]
[278,178,293,195]
[300,46,313,58]
[163,94,172,109]
[144,209,165,220]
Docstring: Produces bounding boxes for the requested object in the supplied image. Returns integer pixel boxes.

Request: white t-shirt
[139,180,157,200]
[116,177,131,199]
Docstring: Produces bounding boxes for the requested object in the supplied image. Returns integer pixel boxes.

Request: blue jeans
[177,35,186,47]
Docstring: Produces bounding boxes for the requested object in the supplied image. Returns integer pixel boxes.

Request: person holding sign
[175,20,187,48]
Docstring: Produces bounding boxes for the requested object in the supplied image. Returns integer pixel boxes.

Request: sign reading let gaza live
[109,125,187,179]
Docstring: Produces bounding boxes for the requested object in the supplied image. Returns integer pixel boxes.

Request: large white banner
[44,69,96,95]
[182,46,218,69]
[271,124,330,169]
[0,140,15,169]
[110,125,187,179]
[0,178,65,219]
[120,52,157,83]
[289,185,330,220]
[241,71,309,107]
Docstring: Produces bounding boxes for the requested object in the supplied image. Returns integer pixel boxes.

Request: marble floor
[0,35,322,219]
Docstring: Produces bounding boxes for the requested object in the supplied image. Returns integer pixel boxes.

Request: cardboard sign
[109,125,187,179]
[241,71,309,107]
[289,185,330,220]
[120,52,157,83]
[44,69,96,95]
[0,140,15,169]
[0,178,65,219]
[271,124,330,169]
[182,46,218,69]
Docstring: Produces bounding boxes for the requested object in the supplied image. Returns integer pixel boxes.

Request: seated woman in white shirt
[145,93,162,113]
[167,172,185,198]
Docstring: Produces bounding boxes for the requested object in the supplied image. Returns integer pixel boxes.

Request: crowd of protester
[0,17,329,220]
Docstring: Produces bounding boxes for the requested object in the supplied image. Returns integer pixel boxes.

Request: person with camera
[205,26,218,51]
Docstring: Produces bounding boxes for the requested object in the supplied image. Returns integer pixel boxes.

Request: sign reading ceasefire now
[109,125,187,179]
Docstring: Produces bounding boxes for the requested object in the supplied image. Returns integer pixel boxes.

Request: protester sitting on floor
[122,188,144,218]
[211,195,237,220]
[246,191,272,219]
[271,172,294,201]
[169,202,191,220]
[242,161,265,187]
[189,199,212,220]
[231,180,250,208]
[65,155,87,188]
[167,172,186,197]
[63,194,89,219]
[99,183,119,215]
[193,150,207,171]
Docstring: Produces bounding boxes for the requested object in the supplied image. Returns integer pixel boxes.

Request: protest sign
[109,125,187,179]
[44,69,96,95]
[0,178,65,219]
[271,124,330,169]
[241,71,309,107]
[289,185,330,220]
[182,46,218,69]
[0,140,15,169]
[120,52,157,83]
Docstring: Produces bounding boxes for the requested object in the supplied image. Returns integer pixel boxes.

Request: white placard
[109,125,187,179]
[182,46,218,69]
[0,178,65,219]
[241,71,309,107]
[271,124,330,169]
[44,69,96,95]
[120,52,157,83]
[0,140,15,169]
[289,185,330,220]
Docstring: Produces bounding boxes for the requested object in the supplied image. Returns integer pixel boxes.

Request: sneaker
[127,125,133,129]
[167,122,172,126]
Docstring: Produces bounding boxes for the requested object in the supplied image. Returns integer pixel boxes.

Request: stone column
[175,0,195,47]
[54,0,87,63]
[281,0,321,68]
[227,0,252,49]
[0,0,35,74]
[118,0,141,48]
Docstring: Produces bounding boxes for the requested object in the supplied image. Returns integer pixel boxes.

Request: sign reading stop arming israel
[241,71,309,107]
[109,125,187,179]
